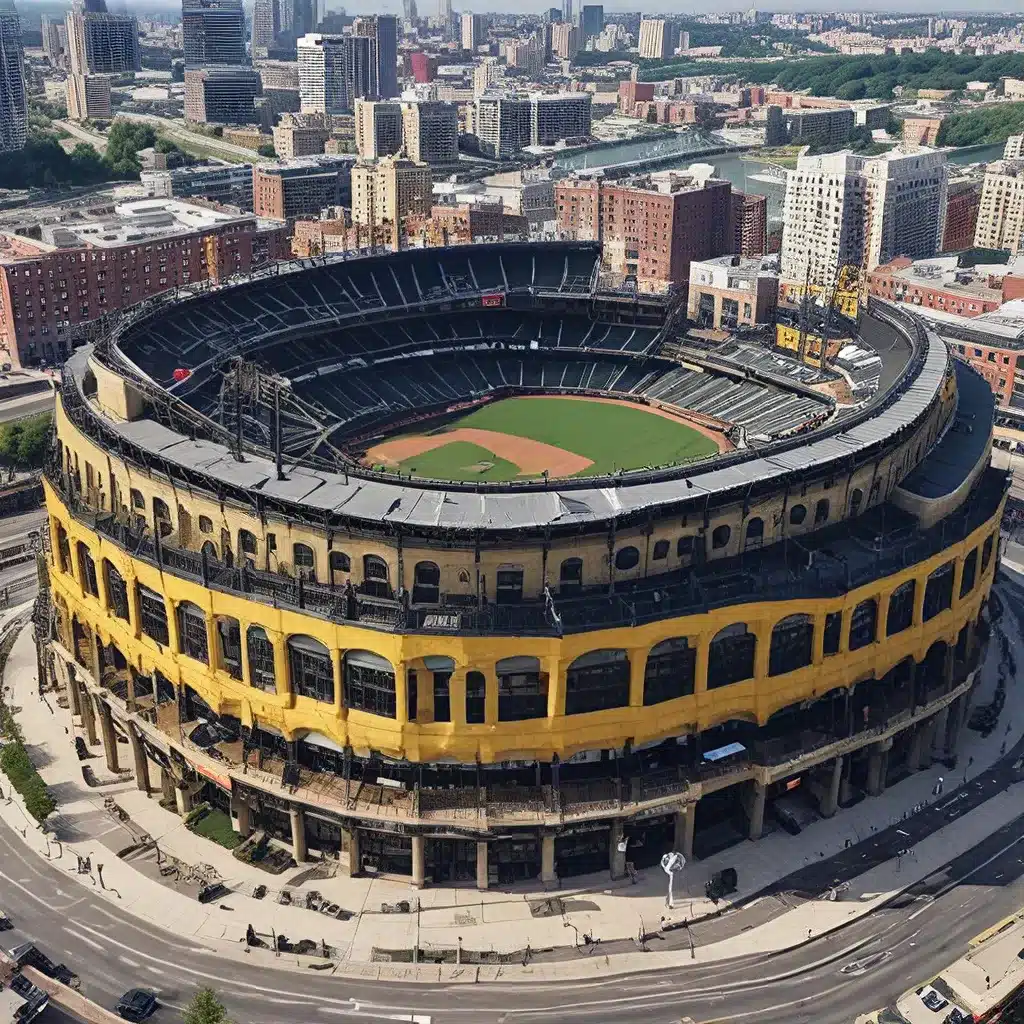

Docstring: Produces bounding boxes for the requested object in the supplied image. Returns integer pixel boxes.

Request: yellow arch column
[912,575,926,628]
[394,659,410,725]
[812,615,825,667]
[693,631,710,694]
[165,597,182,658]
[448,668,467,727]
[485,663,499,725]
[544,654,564,719]
[876,588,891,641]
[270,628,292,704]
[951,557,965,608]
[628,646,647,707]
[754,620,771,681]
[332,648,344,715]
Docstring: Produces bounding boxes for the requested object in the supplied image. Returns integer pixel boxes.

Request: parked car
[0,909,12,931]
[115,988,158,1022]
[917,985,949,1012]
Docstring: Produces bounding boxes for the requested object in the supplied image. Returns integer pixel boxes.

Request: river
[554,132,1006,227]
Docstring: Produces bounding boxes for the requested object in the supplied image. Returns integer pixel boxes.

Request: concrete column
[160,767,175,805]
[476,840,489,891]
[866,747,888,796]
[231,796,252,837]
[907,725,925,773]
[66,666,81,717]
[932,705,950,757]
[129,727,150,794]
[918,718,937,770]
[174,784,194,817]
[98,700,119,773]
[89,630,102,685]
[674,805,696,860]
[80,685,98,746]
[411,835,426,888]
[289,807,308,863]
[540,834,557,887]
[946,695,968,754]
[609,819,627,880]
[819,757,843,818]
[345,827,361,877]
[748,781,766,841]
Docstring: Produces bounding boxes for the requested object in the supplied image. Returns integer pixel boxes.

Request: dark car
[0,910,12,931]
[115,989,158,1022]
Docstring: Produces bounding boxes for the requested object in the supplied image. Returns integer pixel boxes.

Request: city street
[3,807,1024,1024]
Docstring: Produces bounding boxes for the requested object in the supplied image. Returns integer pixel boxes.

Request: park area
[362,396,722,482]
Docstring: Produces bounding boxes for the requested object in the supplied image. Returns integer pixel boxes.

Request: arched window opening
[137,584,169,646]
[424,655,453,722]
[923,561,954,621]
[177,601,209,664]
[849,598,877,651]
[466,670,486,724]
[103,560,129,621]
[708,623,755,689]
[849,487,864,517]
[769,614,813,677]
[362,554,392,598]
[77,542,98,597]
[887,580,916,636]
[559,557,583,595]
[745,517,763,549]
[960,548,978,598]
[216,617,243,680]
[344,649,395,718]
[497,656,546,722]
[293,543,316,581]
[711,524,731,550]
[289,635,334,704]
[643,637,695,705]
[652,539,670,560]
[246,626,276,692]
[413,561,441,604]
[789,504,807,527]
[814,498,830,525]
[565,649,629,716]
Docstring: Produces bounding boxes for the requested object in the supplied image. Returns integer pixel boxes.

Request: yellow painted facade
[47,467,1002,766]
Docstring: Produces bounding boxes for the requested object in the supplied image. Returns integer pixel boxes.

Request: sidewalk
[2,584,1023,980]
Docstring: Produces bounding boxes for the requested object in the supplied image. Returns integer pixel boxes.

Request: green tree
[256,143,276,158]
[0,413,52,470]
[183,988,229,1024]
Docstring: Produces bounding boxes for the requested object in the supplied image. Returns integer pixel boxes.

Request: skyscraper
[402,0,418,22]
[252,0,280,52]
[298,32,378,114]
[66,9,140,74]
[353,15,398,100]
[580,4,603,40]
[561,0,572,26]
[638,18,671,59]
[182,0,247,68]
[461,12,482,51]
[0,3,26,154]
[780,149,948,289]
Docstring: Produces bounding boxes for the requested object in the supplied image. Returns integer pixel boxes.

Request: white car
[917,985,949,1012]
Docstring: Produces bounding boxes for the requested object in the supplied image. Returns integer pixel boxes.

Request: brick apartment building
[732,192,767,257]
[555,166,734,291]
[0,197,288,368]
[253,156,355,219]
[943,180,982,253]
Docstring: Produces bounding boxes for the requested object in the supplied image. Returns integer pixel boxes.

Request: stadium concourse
[43,240,1006,896]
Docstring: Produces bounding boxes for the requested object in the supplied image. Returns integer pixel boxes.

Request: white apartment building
[401,99,459,165]
[1003,134,1024,161]
[550,22,578,59]
[781,148,947,289]
[351,156,432,228]
[473,95,532,159]
[638,18,670,59]
[974,160,1024,252]
[297,33,346,114]
[461,12,483,51]
[355,98,403,158]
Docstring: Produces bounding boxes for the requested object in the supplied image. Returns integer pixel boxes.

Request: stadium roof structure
[71,241,954,536]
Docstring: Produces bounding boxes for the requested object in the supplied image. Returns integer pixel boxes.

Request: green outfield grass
[394,397,718,481]
[396,440,523,482]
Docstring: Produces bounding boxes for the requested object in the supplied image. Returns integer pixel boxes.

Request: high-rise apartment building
[252,0,280,52]
[353,15,398,99]
[184,66,261,124]
[974,160,1024,252]
[0,5,25,154]
[580,4,603,40]
[531,92,591,145]
[41,16,68,67]
[355,98,403,158]
[182,0,247,67]
[66,9,140,75]
[781,149,948,289]
[472,92,591,156]
[1003,134,1024,161]
[298,32,377,114]
[351,156,432,230]
[66,72,112,121]
[556,166,733,290]
[402,0,417,22]
[472,95,531,159]
[461,13,483,51]
[638,18,671,59]
[942,179,981,253]
[401,99,458,165]
[550,22,578,59]
[505,36,542,75]
[731,191,767,257]
[561,0,572,25]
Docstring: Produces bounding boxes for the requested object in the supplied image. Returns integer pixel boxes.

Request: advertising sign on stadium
[481,293,505,307]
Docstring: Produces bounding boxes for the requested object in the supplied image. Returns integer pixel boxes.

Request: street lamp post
[661,851,686,909]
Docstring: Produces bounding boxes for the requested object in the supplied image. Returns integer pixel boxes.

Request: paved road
[0,391,55,424]
[54,121,108,155]
[112,113,258,162]
[4,809,1024,1024]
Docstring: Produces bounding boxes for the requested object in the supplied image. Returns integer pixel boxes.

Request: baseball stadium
[42,240,1006,888]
